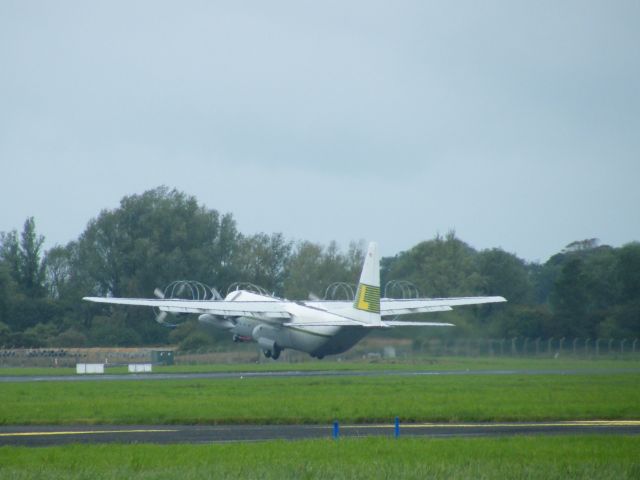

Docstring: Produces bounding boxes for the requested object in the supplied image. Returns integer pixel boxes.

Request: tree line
[1,186,638,350]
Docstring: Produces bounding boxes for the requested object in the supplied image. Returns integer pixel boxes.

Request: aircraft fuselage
[199,290,370,358]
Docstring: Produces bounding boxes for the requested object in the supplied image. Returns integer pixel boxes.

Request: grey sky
[1,1,638,262]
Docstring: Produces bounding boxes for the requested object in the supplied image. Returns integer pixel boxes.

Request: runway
[2,367,640,383]
[2,421,639,447]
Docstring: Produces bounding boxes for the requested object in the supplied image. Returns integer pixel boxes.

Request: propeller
[211,287,223,300]
[152,280,220,326]
[153,288,169,325]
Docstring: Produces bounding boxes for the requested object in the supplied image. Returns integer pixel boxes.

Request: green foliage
[0,320,10,345]
[0,218,46,298]
[51,328,88,347]
[231,232,292,295]
[284,240,364,299]
[385,231,480,298]
[617,242,640,302]
[476,248,532,303]
[0,188,639,349]
[76,186,240,298]
[0,263,17,327]
[88,314,142,347]
[177,331,216,352]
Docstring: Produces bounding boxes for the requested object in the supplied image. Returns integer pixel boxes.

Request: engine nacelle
[257,336,276,352]
[251,324,279,351]
[198,314,234,330]
[251,324,276,341]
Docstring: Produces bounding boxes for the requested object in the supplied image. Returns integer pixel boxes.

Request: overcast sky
[1,1,638,262]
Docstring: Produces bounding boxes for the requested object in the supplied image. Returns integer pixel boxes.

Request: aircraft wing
[304,296,506,318]
[83,297,292,319]
[380,296,506,316]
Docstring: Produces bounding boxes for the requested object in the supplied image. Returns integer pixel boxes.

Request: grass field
[1,356,639,376]
[3,359,639,478]
[1,435,639,479]
[1,372,639,425]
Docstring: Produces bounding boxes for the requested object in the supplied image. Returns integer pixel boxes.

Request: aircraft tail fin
[352,242,381,325]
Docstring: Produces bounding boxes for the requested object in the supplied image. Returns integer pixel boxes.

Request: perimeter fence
[410,337,640,359]
[1,337,639,367]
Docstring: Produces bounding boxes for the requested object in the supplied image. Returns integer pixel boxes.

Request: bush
[178,331,215,352]
[52,328,89,347]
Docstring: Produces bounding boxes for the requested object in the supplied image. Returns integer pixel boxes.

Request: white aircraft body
[84,242,506,359]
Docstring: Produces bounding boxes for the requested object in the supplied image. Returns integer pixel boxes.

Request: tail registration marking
[355,284,380,313]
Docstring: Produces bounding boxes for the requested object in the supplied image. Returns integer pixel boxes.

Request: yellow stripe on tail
[355,284,380,313]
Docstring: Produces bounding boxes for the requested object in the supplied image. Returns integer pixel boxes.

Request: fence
[412,337,640,358]
[0,338,639,367]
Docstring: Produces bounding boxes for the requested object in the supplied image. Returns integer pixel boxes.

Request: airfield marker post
[333,421,339,440]
[394,417,400,438]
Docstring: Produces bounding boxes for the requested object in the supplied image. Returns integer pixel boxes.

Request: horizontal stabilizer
[284,319,368,327]
[380,296,505,316]
[382,321,455,327]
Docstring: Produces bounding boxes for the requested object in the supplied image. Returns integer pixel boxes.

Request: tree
[0,320,10,346]
[230,233,292,295]
[71,187,243,345]
[19,217,46,297]
[604,242,640,337]
[76,186,240,298]
[550,258,589,336]
[44,245,74,299]
[476,248,533,304]
[384,231,481,297]
[0,263,17,326]
[284,241,364,300]
[0,217,46,298]
[0,230,20,282]
[617,242,640,303]
[488,304,552,338]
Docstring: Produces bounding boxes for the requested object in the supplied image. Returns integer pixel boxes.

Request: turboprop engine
[251,324,283,359]
[153,280,222,327]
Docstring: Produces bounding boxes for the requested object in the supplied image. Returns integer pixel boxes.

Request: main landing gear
[262,344,282,360]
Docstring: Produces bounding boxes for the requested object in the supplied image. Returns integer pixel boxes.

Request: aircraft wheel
[263,349,272,358]
[272,345,282,360]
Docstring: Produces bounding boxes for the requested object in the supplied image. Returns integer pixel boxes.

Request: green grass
[1,373,639,425]
[1,435,639,479]
[1,356,639,376]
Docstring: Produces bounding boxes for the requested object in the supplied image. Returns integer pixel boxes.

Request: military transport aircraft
[84,242,506,359]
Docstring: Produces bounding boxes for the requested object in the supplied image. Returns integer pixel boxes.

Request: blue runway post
[394,417,400,438]
[333,420,339,439]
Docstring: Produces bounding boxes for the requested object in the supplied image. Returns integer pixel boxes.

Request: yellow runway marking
[0,429,177,437]
[341,420,640,429]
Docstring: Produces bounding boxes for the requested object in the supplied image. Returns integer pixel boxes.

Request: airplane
[84,242,506,359]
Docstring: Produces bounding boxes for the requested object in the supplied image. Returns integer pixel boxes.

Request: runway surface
[2,421,639,447]
[2,367,640,383]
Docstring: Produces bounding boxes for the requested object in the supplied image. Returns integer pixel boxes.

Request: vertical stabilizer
[353,242,381,325]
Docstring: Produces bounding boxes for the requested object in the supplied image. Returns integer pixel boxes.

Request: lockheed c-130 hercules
[84,242,506,359]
